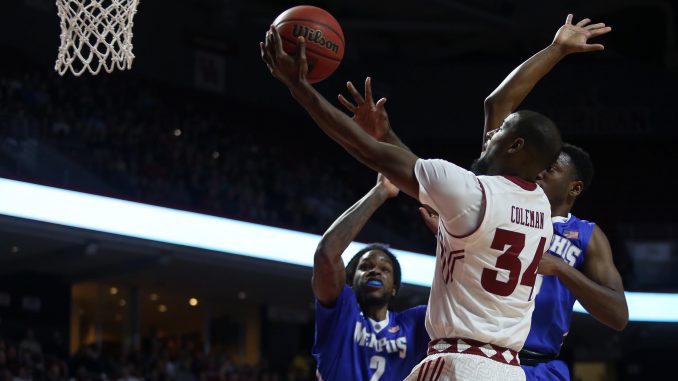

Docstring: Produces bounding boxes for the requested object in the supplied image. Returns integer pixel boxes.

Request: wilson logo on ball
[292,24,340,54]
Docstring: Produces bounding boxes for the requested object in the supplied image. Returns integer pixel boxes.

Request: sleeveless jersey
[524,213,594,355]
[313,285,429,381]
[425,174,553,351]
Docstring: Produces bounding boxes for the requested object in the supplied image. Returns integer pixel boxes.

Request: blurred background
[0,0,676,380]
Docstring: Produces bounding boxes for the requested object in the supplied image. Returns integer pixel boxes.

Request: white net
[55,0,140,76]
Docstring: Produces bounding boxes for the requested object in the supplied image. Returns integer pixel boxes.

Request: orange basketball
[273,5,345,84]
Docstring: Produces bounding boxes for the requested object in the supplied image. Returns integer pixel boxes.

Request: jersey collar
[502,176,538,191]
[552,213,572,223]
[369,312,390,333]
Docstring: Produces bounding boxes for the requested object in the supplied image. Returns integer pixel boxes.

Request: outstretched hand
[552,14,612,55]
[260,26,309,87]
[338,77,391,141]
[377,173,399,198]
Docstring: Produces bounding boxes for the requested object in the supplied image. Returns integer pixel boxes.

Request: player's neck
[552,202,572,218]
[361,304,389,321]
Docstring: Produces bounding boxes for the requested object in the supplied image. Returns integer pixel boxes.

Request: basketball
[272,5,345,84]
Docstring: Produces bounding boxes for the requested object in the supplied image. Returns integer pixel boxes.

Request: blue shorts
[522,360,569,381]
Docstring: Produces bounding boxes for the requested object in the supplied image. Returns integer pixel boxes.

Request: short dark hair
[561,142,594,192]
[509,110,562,169]
[345,243,402,292]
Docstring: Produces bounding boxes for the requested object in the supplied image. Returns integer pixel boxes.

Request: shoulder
[397,305,427,322]
[316,285,358,312]
[415,159,477,180]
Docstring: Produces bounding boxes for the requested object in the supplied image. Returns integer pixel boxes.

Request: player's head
[536,142,594,207]
[471,110,562,180]
[345,244,402,308]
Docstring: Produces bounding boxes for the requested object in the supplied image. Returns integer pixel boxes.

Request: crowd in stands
[0,67,433,252]
[0,330,312,381]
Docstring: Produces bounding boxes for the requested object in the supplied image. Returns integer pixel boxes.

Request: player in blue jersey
[481,14,628,380]
[523,143,628,379]
[312,173,428,381]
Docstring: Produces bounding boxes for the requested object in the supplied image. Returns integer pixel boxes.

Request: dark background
[0,0,677,380]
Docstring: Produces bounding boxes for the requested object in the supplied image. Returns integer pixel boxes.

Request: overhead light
[158,304,167,313]
[10,246,19,253]
[5,178,678,323]
[119,299,126,307]
[110,287,118,295]
[150,293,158,301]
[189,298,198,307]
[237,291,246,300]
[173,129,182,137]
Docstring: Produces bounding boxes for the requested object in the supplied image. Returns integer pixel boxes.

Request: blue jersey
[524,213,594,356]
[313,285,428,381]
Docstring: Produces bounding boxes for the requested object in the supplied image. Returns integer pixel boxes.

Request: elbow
[484,93,507,110]
[314,241,330,261]
[484,94,512,116]
[484,95,498,113]
[610,305,629,331]
[611,319,628,332]
[484,93,499,110]
[616,308,630,331]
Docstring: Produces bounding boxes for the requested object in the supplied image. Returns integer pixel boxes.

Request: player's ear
[507,137,524,154]
[569,180,583,198]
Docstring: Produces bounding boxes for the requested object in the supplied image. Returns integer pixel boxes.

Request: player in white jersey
[335,14,619,380]
[261,27,562,381]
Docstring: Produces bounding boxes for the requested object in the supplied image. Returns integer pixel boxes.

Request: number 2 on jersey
[369,355,385,381]
[480,228,546,299]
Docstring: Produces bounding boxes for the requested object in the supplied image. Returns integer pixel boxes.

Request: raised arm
[538,225,628,331]
[260,27,419,198]
[483,14,612,147]
[313,174,399,306]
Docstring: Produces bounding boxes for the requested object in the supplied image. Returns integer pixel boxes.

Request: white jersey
[415,159,553,351]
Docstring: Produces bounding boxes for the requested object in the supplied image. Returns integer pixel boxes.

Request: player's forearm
[315,186,390,262]
[484,44,567,133]
[554,263,629,331]
[289,82,381,166]
[384,129,412,153]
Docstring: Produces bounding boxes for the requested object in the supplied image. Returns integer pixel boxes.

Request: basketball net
[54,0,140,76]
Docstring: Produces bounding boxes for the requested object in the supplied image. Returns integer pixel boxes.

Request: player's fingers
[265,31,277,64]
[364,77,374,104]
[576,18,591,27]
[376,97,387,109]
[297,36,307,61]
[270,26,284,55]
[337,94,357,113]
[565,14,573,25]
[584,43,605,52]
[585,22,606,30]
[260,42,274,68]
[259,42,267,61]
[589,26,612,38]
[347,81,365,105]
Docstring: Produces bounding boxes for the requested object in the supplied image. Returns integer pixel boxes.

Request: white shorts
[404,353,526,381]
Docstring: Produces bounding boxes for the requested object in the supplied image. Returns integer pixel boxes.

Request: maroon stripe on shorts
[430,357,445,381]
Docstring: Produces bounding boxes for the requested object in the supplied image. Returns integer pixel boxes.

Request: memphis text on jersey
[549,234,582,266]
[353,321,408,358]
[511,206,545,229]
